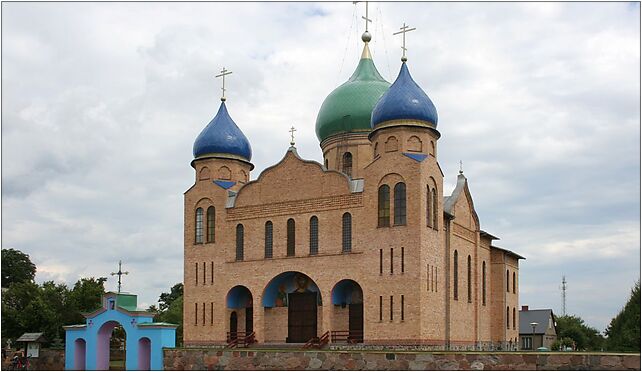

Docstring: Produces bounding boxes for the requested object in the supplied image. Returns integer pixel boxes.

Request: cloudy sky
[2,2,639,332]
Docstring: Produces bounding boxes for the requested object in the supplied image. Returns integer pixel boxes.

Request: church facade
[182,27,523,349]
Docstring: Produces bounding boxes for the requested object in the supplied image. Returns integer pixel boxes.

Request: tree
[1,248,36,287]
[159,283,183,312]
[605,280,640,352]
[556,315,604,351]
[150,283,183,346]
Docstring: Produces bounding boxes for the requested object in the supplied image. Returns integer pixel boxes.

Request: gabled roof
[443,173,480,228]
[491,245,526,260]
[16,333,47,343]
[519,309,556,335]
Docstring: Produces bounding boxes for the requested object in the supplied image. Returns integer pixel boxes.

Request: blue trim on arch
[213,180,236,189]
[262,271,322,307]
[226,286,252,309]
[402,153,428,162]
[331,279,363,305]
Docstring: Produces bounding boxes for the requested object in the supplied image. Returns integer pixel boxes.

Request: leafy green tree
[66,277,107,324]
[159,283,183,312]
[1,248,36,287]
[605,280,640,352]
[150,283,183,346]
[556,315,604,351]
[1,281,41,340]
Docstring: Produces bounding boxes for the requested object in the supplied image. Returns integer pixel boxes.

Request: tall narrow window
[453,250,459,300]
[203,262,206,285]
[401,247,405,273]
[287,218,296,256]
[427,264,430,290]
[432,188,438,230]
[194,303,198,325]
[195,263,198,286]
[390,295,394,321]
[195,207,204,243]
[206,207,215,243]
[390,248,394,274]
[467,255,472,303]
[211,262,214,284]
[309,216,319,255]
[506,270,510,292]
[379,296,383,321]
[513,272,516,294]
[482,261,487,306]
[427,186,433,227]
[436,267,438,291]
[236,224,244,261]
[401,295,405,321]
[378,185,390,227]
[513,308,516,330]
[210,302,214,325]
[202,302,205,325]
[379,249,383,274]
[264,221,273,258]
[394,182,407,225]
[342,152,353,177]
[506,307,510,329]
[342,213,352,253]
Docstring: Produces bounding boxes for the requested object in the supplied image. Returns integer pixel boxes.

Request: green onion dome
[315,43,390,143]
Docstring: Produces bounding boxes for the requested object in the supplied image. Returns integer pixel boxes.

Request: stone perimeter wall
[1,349,65,371]
[164,348,640,371]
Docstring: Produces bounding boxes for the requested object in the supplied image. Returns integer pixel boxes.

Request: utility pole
[561,275,567,316]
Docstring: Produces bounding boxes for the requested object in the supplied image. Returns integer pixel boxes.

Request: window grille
[265,221,273,258]
[378,185,390,227]
[206,207,215,242]
[309,216,319,255]
[195,208,204,243]
[287,219,295,256]
[394,183,406,225]
[342,213,352,253]
[236,224,244,261]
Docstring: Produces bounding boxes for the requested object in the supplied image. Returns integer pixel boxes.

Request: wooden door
[287,292,317,343]
[230,311,238,339]
[349,303,363,342]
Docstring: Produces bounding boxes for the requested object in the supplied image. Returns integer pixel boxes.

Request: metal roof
[16,333,47,343]
[519,309,556,335]
[491,245,526,260]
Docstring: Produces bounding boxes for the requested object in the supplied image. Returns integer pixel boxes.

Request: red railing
[331,330,363,343]
[226,331,256,348]
[302,331,330,349]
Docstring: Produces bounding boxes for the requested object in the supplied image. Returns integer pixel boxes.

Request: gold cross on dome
[393,22,417,61]
[215,67,233,101]
[354,1,372,32]
[459,160,464,174]
[289,126,297,146]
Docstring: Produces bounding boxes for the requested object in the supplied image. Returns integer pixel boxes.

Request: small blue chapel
[64,292,177,371]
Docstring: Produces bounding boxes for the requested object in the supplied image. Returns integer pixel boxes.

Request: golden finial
[393,22,416,62]
[215,67,233,101]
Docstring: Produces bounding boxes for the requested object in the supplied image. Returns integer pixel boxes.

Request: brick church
[183,21,523,349]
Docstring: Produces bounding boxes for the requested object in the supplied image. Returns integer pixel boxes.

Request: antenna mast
[561,275,567,316]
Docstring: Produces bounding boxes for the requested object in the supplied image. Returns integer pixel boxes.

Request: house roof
[519,309,555,334]
[491,245,526,260]
[16,333,47,343]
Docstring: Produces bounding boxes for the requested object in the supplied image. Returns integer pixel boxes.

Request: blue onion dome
[193,101,252,162]
[371,62,438,129]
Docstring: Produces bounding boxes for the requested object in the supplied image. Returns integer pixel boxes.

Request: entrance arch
[96,320,126,370]
[226,285,253,340]
[262,271,323,343]
[331,279,364,343]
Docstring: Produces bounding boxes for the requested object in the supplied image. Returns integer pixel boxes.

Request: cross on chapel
[110,260,129,293]
[353,1,372,32]
[215,67,233,101]
[289,126,297,146]
[393,22,416,62]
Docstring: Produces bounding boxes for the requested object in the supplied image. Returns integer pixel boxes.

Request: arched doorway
[226,285,253,341]
[96,320,126,370]
[262,271,323,343]
[331,279,364,343]
[73,338,86,370]
[137,338,151,370]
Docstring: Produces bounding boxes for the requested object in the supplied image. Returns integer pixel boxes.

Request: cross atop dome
[215,67,233,101]
[354,1,373,43]
[393,22,416,62]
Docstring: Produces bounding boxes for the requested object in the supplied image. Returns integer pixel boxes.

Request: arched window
[206,207,215,243]
[453,250,458,300]
[195,208,204,244]
[426,186,433,228]
[482,261,487,306]
[513,272,516,294]
[235,224,244,261]
[506,306,510,329]
[342,152,353,177]
[342,213,352,253]
[394,182,406,225]
[432,188,438,230]
[287,218,295,257]
[467,255,472,303]
[378,185,390,227]
[506,270,510,292]
[513,307,516,330]
[264,221,273,258]
[309,216,319,255]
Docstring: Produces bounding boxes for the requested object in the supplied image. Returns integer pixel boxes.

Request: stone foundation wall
[164,348,640,371]
[1,349,65,371]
